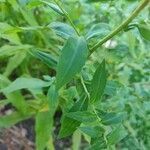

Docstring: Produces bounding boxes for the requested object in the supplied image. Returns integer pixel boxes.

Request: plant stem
[80,76,90,101]
[54,0,80,36]
[90,0,149,55]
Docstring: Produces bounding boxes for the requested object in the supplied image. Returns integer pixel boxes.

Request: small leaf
[90,137,107,150]
[0,22,21,44]
[58,95,88,138]
[40,0,65,15]
[47,84,59,114]
[89,137,107,150]
[58,117,81,139]
[79,126,104,138]
[137,23,150,41]
[30,50,57,69]
[66,111,97,123]
[4,51,26,77]
[0,111,33,128]
[0,75,28,114]
[56,36,88,90]
[97,110,127,125]
[49,22,77,39]
[35,111,53,150]
[107,125,128,145]
[0,45,32,58]
[1,77,51,94]
[90,60,107,103]
[86,23,110,40]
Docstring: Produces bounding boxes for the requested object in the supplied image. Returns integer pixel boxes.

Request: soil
[0,109,72,150]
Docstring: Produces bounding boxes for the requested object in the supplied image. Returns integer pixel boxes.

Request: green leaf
[107,125,128,145]
[79,126,104,138]
[30,50,57,69]
[0,45,32,58]
[0,22,21,44]
[90,60,107,103]
[97,110,127,125]
[58,95,88,138]
[137,23,150,41]
[47,84,59,114]
[50,22,77,39]
[66,111,97,123]
[40,0,65,16]
[1,77,51,94]
[90,138,107,150]
[35,111,53,150]
[4,51,26,77]
[56,36,88,90]
[0,111,33,128]
[0,75,28,114]
[58,117,81,139]
[86,23,110,40]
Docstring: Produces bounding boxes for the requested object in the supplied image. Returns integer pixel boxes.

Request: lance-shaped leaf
[30,50,58,69]
[49,22,77,39]
[47,84,59,114]
[66,111,97,123]
[85,23,110,40]
[137,23,150,41]
[97,110,127,125]
[0,75,28,114]
[90,137,107,150]
[79,126,104,138]
[90,60,107,103]
[107,125,128,145]
[58,95,88,138]
[0,111,34,128]
[40,0,65,16]
[1,77,51,94]
[56,36,88,90]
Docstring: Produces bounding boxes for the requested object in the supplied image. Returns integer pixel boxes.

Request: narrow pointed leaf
[47,84,59,114]
[30,50,57,69]
[79,126,104,138]
[58,96,88,138]
[66,111,97,123]
[41,0,65,16]
[97,110,127,125]
[90,60,107,103]
[0,111,33,128]
[107,125,128,145]
[1,77,51,94]
[50,22,77,39]
[56,36,88,90]
[0,75,28,114]
[86,23,110,40]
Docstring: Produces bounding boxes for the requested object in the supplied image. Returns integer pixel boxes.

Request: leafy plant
[0,0,149,149]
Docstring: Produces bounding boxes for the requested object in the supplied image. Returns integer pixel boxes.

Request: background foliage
[0,0,150,149]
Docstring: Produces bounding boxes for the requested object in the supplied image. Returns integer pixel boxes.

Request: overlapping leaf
[56,36,88,90]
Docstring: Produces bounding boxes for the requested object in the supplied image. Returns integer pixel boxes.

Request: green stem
[54,0,80,36]
[90,0,149,55]
[80,76,90,100]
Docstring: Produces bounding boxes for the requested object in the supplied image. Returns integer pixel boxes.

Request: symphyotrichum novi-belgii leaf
[56,36,88,90]
[90,60,107,103]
